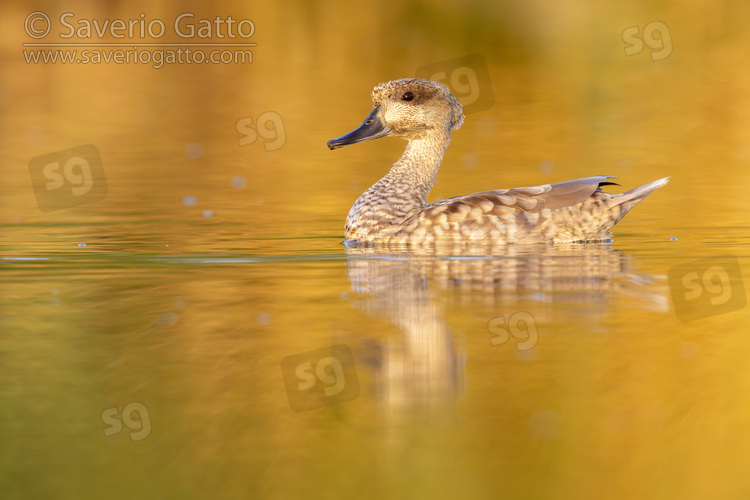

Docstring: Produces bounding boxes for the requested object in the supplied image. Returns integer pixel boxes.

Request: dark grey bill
[327,107,390,150]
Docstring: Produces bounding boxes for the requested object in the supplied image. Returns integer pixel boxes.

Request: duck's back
[345,176,668,245]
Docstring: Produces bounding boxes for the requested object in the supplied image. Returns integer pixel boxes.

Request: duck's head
[327,78,464,150]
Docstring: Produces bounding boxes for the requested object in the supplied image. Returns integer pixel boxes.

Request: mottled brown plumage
[327,78,668,245]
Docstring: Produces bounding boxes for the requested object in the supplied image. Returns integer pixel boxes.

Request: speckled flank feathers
[327,78,668,246]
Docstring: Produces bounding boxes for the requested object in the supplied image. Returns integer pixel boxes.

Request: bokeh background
[1,1,749,499]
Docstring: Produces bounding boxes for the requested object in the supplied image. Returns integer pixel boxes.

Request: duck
[327,78,668,245]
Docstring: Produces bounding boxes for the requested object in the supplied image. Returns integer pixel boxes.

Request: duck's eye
[401,92,414,102]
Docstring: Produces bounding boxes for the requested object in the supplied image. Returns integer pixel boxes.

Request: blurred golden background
[1,1,749,499]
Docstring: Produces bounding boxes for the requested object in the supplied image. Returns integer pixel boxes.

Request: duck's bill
[327,107,390,150]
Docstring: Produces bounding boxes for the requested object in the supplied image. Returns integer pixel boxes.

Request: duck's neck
[389,133,451,206]
[350,131,451,222]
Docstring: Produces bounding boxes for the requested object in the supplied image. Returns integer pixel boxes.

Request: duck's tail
[613,177,669,206]
[606,177,669,224]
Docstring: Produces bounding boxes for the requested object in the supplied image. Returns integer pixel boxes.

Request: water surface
[2,1,750,499]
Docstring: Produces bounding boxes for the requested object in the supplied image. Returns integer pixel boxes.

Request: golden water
[2,1,750,499]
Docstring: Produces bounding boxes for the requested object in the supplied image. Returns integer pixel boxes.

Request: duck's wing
[411,176,618,224]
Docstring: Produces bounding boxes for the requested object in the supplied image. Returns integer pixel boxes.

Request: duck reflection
[345,243,666,410]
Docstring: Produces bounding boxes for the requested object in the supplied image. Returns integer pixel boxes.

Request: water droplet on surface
[185,142,204,159]
[462,152,478,169]
[257,312,271,325]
